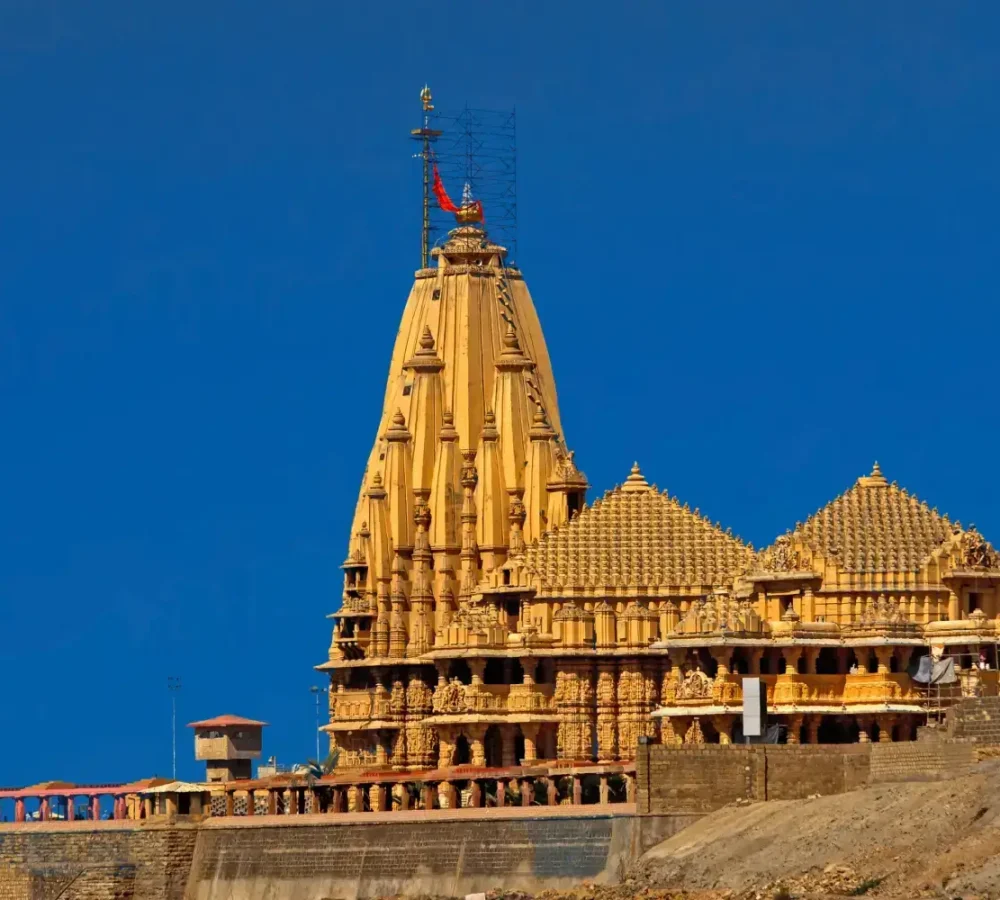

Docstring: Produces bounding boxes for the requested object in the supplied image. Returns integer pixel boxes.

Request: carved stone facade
[320,211,1000,771]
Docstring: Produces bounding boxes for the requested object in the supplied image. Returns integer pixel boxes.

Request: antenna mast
[410,85,442,269]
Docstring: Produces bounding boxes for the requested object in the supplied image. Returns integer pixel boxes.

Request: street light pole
[310,686,327,762]
[167,676,182,780]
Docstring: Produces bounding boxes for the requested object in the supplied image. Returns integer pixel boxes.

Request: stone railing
[205,762,637,818]
[509,683,556,713]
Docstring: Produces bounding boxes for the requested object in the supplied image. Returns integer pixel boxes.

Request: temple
[317,144,1000,771]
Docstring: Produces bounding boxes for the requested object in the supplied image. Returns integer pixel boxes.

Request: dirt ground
[461,760,1000,900]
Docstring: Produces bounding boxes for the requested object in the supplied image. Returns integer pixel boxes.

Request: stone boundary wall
[0,809,688,900]
[0,823,197,900]
[636,741,978,814]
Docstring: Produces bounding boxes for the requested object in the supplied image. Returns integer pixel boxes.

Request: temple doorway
[484,725,503,767]
[454,734,471,765]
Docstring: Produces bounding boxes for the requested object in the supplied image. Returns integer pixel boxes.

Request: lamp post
[309,686,328,762]
[167,676,182,780]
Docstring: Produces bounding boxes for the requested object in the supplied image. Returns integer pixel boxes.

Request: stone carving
[961,527,1000,570]
[432,678,467,714]
[675,666,713,701]
[858,594,905,627]
[753,534,808,574]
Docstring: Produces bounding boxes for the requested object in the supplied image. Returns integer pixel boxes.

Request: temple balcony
[328,689,396,730]
[428,681,556,719]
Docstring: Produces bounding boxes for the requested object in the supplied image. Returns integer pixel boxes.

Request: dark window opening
[502,569,511,585]
[780,597,794,617]
[970,592,983,614]
[816,647,839,675]
[402,384,412,396]
[454,734,471,765]
[567,492,583,516]
[484,659,506,684]
[432,289,441,300]
[448,659,472,684]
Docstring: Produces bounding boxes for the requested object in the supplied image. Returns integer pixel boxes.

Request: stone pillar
[394,784,410,810]
[468,724,487,767]
[501,725,517,768]
[599,775,609,805]
[14,798,25,822]
[165,794,178,818]
[520,779,534,806]
[437,727,455,769]
[469,781,482,808]
[375,736,389,767]
[803,648,820,675]
[91,796,100,820]
[572,776,582,805]
[437,782,457,809]
[786,714,803,744]
[782,647,803,675]
[857,716,873,743]
[421,784,435,811]
[711,715,734,745]
[948,591,960,622]
[546,778,558,806]
[41,797,51,821]
[748,648,764,675]
[496,779,507,807]
[873,646,893,674]
[225,791,235,817]
[142,796,152,819]
[878,716,896,742]
[347,785,361,813]
[267,790,278,815]
[368,784,387,811]
[66,797,75,821]
[625,774,636,803]
[286,789,297,816]
[806,716,821,744]
[710,648,731,676]
[245,791,255,816]
[521,723,539,764]
[469,659,486,686]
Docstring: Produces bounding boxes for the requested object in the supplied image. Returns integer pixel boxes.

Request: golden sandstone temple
[317,156,1000,776]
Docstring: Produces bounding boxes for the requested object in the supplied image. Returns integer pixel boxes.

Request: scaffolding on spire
[411,89,518,266]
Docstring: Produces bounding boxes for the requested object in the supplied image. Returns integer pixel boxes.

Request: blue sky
[2,2,999,787]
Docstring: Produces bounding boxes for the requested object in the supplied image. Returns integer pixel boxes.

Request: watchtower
[187,714,266,783]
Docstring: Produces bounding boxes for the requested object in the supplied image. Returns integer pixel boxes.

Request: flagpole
[411,86,442,270]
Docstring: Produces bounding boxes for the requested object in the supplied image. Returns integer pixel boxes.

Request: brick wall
[637,740,980,814]
[869,740,976,781]
[635,744,872,814]
[947,696,1000,743]
[0,825,197,900]
[760,745,871,799]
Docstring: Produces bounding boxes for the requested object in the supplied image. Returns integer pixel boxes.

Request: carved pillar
[468,724,487,767]
[857,716,873,744]
[437,782,457,809]
[368,784,387,812]
[806,715,821,744]
[782,646,803,675]
[556,660,595,761]
[786,714,803,745]
[596,661,617,762]
[437,727,455,769]
[747,648,764,675]
[710,648,731,676]
[878,715,896,742]
[948,591,960,622]
[501,725,517,768]
[802,647,820,675]
[874,647,893,674]
[711,715,734,745]
[521,723,539,763]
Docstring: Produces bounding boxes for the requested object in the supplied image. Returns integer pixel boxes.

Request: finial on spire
[622,461,651,493]
[859,460,888,488]
[419,326,435,351]
[420,85,433,112]
[392,409,406,427]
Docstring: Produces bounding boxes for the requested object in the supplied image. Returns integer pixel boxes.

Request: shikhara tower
[318,93,1000,773]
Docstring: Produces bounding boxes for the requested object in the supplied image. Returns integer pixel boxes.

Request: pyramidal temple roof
[780,462,958,574]
[523,463,754,597]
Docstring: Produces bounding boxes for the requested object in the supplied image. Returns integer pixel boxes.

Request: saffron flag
[432,165,460,213]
